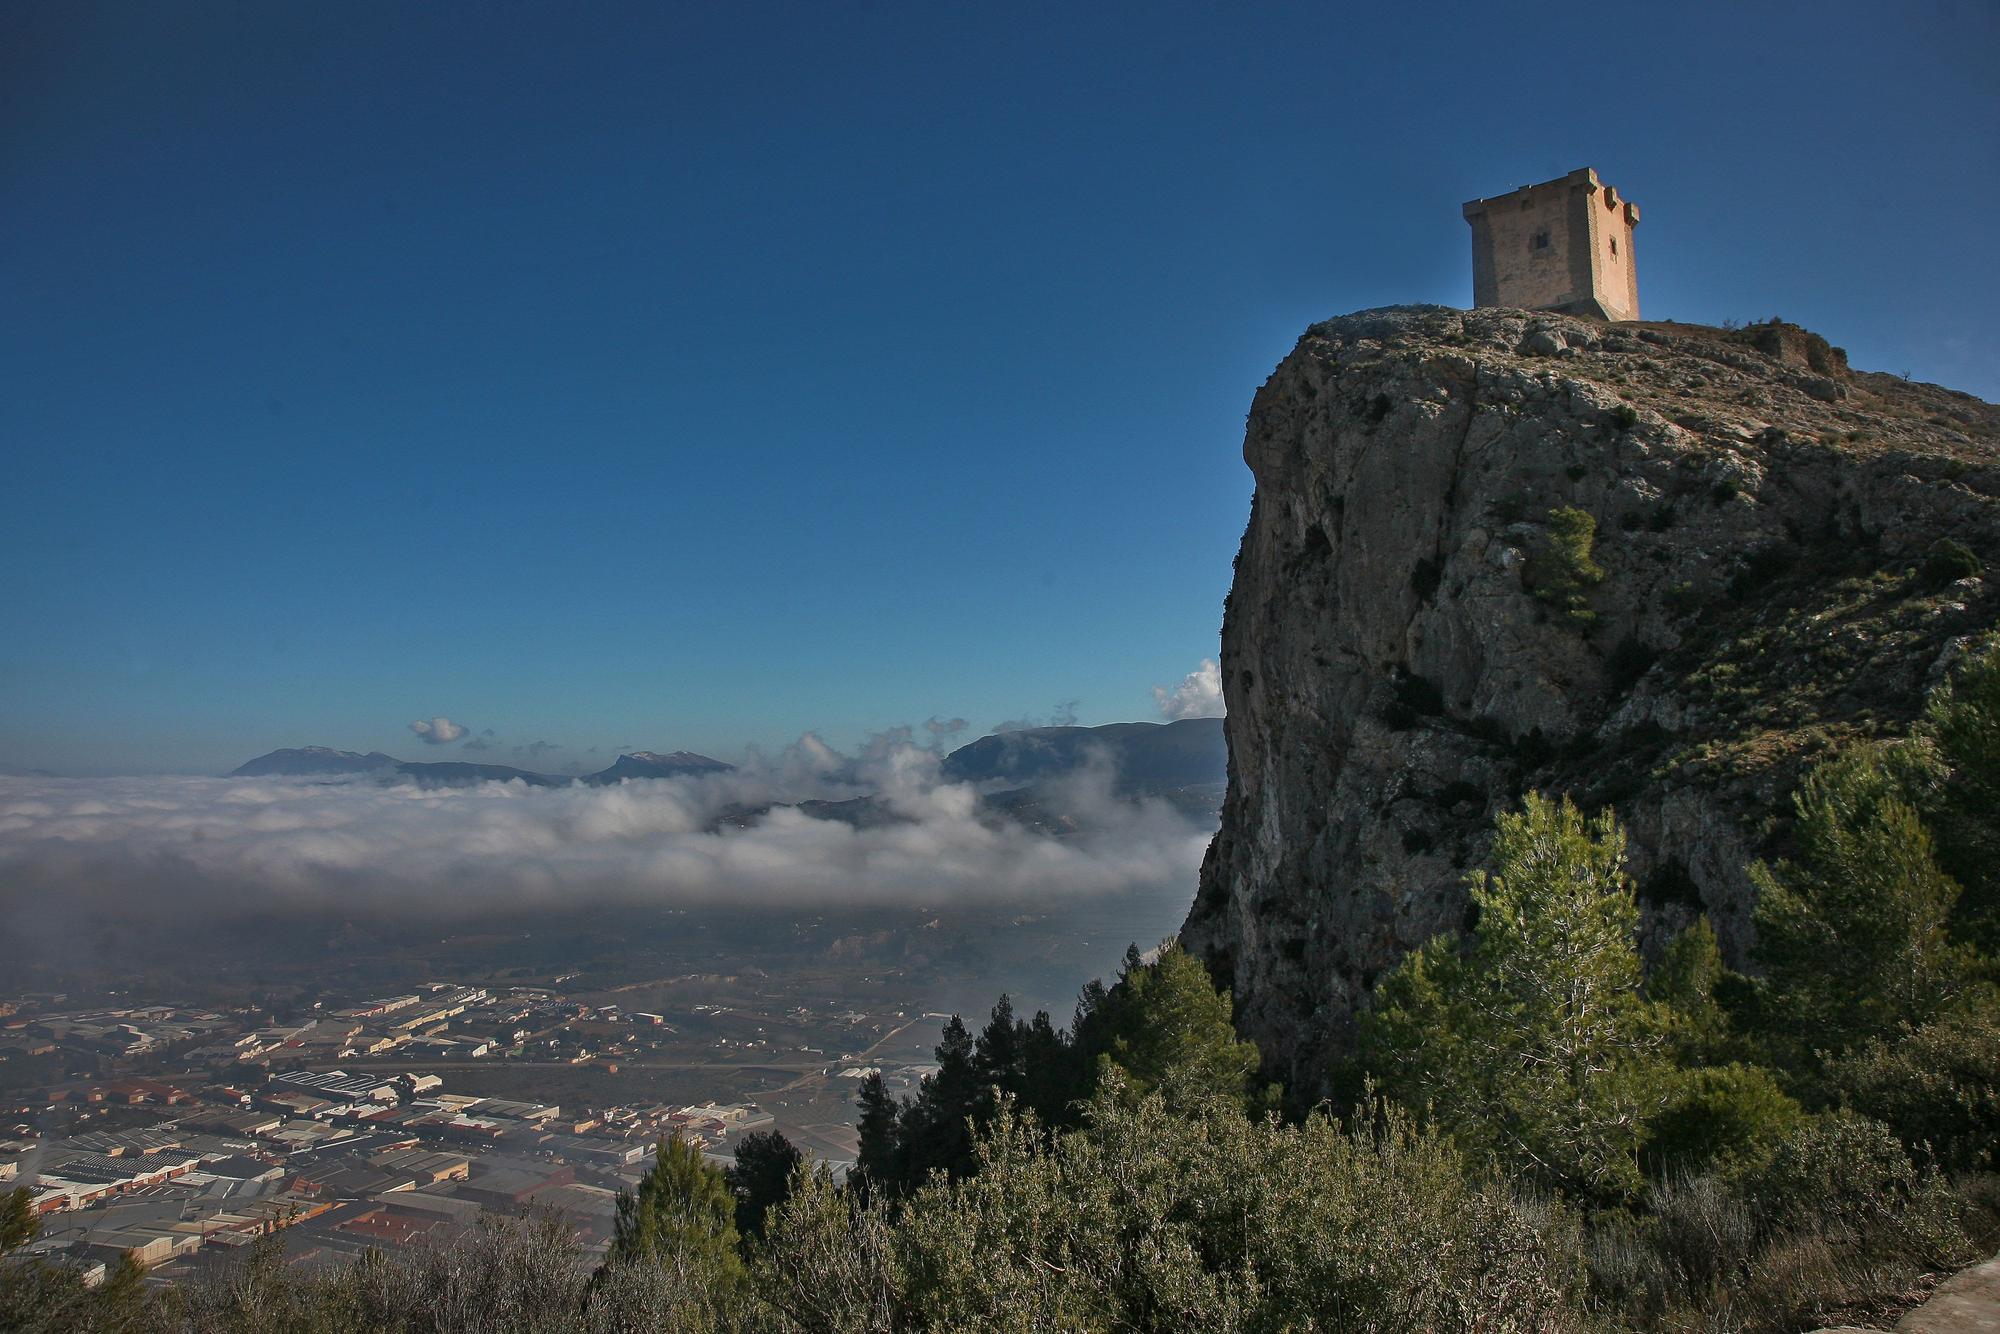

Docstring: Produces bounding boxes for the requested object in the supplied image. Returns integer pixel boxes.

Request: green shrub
[754,1165,898,1331]
[1642,1063,1803,1176]
[1662,580,1703,615]
[609,1134,745,1288]
[1828,1006,2000,1172]
[1751,744,1977,1061]
[1738,1110,1969,1266]
[1922,536,1982,588]
[891,1089,1584,1332]
[1527,506,1605,627]
[1918,638,2000,953]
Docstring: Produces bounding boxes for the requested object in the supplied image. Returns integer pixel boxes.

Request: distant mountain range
[941,718,1226,794]
[226,719,1229,823]
[227,746,733,787]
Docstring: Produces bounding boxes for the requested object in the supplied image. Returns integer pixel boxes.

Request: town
[0,979,947,1287]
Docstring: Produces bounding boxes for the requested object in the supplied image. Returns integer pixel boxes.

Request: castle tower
[1462,167,1640,322]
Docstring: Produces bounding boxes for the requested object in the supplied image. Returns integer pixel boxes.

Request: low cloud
[924,717,969,742]
[1152,659,1225,721]
[993,700,1081,734]
[408,717,469,745]
[0,733,1213,932]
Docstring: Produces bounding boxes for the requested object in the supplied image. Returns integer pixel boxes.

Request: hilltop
[1182,305,2000,1097]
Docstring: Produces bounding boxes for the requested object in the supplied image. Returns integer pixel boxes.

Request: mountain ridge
[226,719,1228,797]
[227,746,730,787]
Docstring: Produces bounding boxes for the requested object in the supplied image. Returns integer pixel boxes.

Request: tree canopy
[1363,792,1666,1199]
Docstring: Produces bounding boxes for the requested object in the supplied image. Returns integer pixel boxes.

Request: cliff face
[1182,306,2000,1098]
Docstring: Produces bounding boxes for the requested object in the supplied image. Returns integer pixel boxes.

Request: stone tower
[1463,167,1640,322]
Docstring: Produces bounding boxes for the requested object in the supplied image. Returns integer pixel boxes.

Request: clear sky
[4,1,1996,775]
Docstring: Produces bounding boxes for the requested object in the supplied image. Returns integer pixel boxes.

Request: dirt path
[1819,1253,2000,1333]
[1896,1254,2000,1333]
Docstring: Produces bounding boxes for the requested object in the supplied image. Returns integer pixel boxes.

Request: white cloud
[924,716,969,743]
[0,733,1214,928]
[408,717,468,745]
[1152,659,1225,720]
[992,701,1081,734]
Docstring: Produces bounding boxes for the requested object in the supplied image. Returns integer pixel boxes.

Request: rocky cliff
[1182,305,2000,1099]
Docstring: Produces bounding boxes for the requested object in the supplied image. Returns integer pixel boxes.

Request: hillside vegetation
[6,639,1998,1331]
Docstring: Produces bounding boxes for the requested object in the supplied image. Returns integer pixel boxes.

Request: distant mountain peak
[229,747,400,778]
[583,750,734,784]
[942,717,1225,794]
[627,750,719,766]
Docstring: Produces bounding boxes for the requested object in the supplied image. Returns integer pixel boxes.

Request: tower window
[1531,231,1550,251]
[1610,237,1618,257]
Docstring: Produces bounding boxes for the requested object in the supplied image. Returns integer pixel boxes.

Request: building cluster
[0,985,782,1287]
[1,985,705,1091]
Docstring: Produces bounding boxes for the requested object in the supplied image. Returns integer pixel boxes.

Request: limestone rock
[1181,306,2000,1100]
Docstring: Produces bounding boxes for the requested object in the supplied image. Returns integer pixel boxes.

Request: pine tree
[1073,977,1108,1033]
[726,1130,803,1241]
[1917,639,2000,954]
[1752,744,1976,1059]
[973,994,1025,1103]
[0,1188,36,1253]
[1363,793,1666,1200]
[898,1016,981,1188]
[1018,1008,1077,1128]
[609,1133,743,1285]
[854,1072,903,1196]
[1648,916,1739,1065]
[1080,943,1264,1113]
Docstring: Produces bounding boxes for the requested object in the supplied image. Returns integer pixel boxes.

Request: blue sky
[4,1,1996,775]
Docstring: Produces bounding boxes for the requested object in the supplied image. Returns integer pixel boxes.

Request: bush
[1922,536,1982,588]
[1918,637,2000,953]
[1738,1111,1969,1266]
[754,1165,898,1331]
[1751,744,1977,1061]
[149,1214,716,1333]
[1527,506,1605,627]
[891,1089,1584,1332]
[1828,1006,2000,1172]
[1642,1063,1802,1176]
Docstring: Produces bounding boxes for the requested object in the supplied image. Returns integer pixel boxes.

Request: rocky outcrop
[1182,306,2000,1098]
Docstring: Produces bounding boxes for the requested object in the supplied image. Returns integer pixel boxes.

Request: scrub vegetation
[6,645,1999,1331]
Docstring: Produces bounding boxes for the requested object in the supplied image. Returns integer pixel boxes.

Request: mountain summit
[941,718,1224,794]
[582,751,735,784]
[228,747,399,777]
